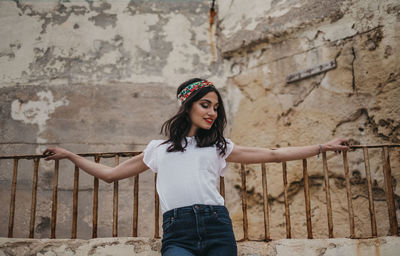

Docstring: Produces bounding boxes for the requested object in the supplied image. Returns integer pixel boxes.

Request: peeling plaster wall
[218,0,400,240]
[0,0,223,239]
[0,0,220,87]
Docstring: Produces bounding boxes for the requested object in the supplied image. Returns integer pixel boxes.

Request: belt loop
[210,205,214,211]
[173,208,177,219]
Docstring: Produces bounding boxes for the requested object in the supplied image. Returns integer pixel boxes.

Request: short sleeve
[223,138,234,159]
[143,140,162,173]
[220,138,235,177]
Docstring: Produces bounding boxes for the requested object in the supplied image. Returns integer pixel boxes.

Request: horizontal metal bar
[0,151,141,160]
[287,60,336,83]
[2,145,399,160]
[350,144,400,149]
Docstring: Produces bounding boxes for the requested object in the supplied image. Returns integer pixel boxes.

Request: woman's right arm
[43,147,149,183]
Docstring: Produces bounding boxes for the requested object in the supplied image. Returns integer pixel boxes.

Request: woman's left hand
[322,138,349,152]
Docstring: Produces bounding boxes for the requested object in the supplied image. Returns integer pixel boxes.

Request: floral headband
[177,80,214,105]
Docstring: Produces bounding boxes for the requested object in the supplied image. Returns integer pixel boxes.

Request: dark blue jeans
[161,204,237,256]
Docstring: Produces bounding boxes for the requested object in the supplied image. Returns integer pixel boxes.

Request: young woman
[43,78,349,256]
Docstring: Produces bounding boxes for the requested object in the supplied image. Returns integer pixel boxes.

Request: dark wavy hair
[161,78,228,155]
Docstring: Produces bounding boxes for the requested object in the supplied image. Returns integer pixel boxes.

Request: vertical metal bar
[154,173,160,239]
[8,159,19,238]
[219,177,225,200]
[240,164,249,240]
[342,151,355,238]
[29,158,39,238]
[50,160,59,239]
[362,147,377,237]
[71,165,79,239]
[92,155,100,238]
[113,155,119,237]
[303,159,313,239]
[322,152,334,238]
[282,162,291,238]
[261,163,270,241]
[382,147,399,236]
[132,174,139,237]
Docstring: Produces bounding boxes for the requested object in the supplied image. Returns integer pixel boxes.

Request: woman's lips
[204,118,213,124]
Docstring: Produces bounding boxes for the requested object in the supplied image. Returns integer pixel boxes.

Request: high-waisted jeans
[161,204,237,256]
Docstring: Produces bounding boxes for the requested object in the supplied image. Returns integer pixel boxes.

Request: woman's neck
[187,125,198,137]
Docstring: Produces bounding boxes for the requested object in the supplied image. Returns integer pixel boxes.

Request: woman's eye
[201,103,209,108]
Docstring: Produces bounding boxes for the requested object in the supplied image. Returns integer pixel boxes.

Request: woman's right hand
[43,147,72,161]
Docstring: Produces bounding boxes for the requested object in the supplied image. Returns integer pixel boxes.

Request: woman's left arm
[226,138,349,164]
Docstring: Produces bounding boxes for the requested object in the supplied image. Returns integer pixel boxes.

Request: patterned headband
[177,80,214,105]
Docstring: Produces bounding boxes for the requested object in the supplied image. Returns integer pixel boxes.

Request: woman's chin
[199,125,212,131]
[203,125,213,130]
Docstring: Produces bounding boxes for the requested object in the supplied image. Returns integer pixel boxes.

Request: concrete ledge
[1,236,400,256]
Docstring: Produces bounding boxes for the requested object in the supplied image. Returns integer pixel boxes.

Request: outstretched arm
[43,147,149,183]
[226,138,349,164]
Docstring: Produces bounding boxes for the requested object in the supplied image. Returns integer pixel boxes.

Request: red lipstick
[204,118,213,124]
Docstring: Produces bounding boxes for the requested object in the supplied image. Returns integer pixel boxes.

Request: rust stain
[209,1,216,63]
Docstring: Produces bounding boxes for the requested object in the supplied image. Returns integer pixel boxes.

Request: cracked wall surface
[219,0,400,239]
[0,0,219,86]
[0,0,399,244]
[0,0,222,239]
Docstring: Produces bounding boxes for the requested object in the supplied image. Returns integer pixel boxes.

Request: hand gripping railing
[1,145,399,240]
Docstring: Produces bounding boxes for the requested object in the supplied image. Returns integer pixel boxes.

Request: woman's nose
[208,108,217,117]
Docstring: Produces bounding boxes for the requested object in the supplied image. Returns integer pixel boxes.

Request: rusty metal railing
[237,144,399,241]
[1,145,399,240]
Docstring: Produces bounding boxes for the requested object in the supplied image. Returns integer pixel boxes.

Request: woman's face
[188,91,219,133]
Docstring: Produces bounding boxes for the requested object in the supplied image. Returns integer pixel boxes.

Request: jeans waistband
[163,204,227,219]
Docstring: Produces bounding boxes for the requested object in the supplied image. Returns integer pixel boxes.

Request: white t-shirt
[143,137,234,214]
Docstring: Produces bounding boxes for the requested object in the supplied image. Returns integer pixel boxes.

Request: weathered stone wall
[2,237,400,256]
[0,237,400,256]
[218,0,400,239]
[0,0,223,239]
[0,0,399,244]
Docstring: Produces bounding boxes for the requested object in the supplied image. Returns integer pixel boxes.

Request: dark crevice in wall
[332,108,400,143]
[223,25,383,68]
[278,72,326,120]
